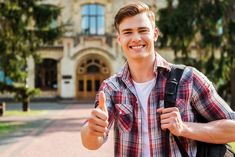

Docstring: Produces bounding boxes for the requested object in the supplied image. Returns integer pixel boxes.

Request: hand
[87,91,109,137]
[157,107,186,136]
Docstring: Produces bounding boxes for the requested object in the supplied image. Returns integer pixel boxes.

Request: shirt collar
[154,52,171,72]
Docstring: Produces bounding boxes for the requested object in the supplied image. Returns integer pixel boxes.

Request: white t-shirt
[133,78,156,157]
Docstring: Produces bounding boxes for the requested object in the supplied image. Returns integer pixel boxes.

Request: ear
[153,27,159,42]
[117,32,121,44]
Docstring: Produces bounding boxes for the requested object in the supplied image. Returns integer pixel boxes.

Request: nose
[132,32,141,42]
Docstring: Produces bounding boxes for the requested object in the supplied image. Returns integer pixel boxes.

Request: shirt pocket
[115,103,133,133]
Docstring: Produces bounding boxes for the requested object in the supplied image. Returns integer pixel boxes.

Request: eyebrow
[138,27,150,31]
[121,27,149,33]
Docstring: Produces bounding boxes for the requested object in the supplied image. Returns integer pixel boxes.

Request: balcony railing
[74,33,115,48]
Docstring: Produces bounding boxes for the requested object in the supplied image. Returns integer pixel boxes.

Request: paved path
[0,103,114,157]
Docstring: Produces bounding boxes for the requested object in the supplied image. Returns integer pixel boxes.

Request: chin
[130,53,150,59]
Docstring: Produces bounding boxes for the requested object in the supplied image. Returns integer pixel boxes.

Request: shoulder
[172,64,213,87]
[100,74,123,92]
[169,64,214,91]
[190,66,214,88]
[170,64,194,83]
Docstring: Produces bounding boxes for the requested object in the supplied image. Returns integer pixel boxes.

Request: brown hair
[114,1,155,32]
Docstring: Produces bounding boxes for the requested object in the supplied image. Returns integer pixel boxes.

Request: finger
[88,124,108,137]
[91,109,108,121]
[161,123,171,130]
[99,91,108,114]
[89,124,108,133]
[88,116,108,127]
[91,131,107,137]
[160,112,173,120]
[159,107,179,114]
[89,128,107,137]
[157,107,164,113]
[160,117,175,124]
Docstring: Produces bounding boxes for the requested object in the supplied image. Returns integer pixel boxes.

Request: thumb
[99,91,108,114]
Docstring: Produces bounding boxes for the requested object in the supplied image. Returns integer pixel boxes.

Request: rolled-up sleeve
[191,67,235,121]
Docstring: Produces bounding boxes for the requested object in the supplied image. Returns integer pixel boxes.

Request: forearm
[182,119,235,143]
[80,124,104,150]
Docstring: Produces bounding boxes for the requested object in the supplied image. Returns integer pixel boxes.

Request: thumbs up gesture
[98,91,108,114]
[87,91,109,137]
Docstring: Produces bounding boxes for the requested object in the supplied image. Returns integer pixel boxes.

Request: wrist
[180,122,191,137]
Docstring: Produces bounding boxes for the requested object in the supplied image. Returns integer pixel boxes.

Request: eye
[123,31,132,35]
[139,29,149,33]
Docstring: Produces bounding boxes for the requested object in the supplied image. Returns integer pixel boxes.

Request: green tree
[157,0,198,66]
[0,0,64,111]
[157,0,235,104]
[223,0,235,109]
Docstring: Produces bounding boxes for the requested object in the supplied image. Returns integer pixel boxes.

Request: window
[78,80,84,91]
[87,65,100,73]
[87,80,92,91]
[81,4,105,35]
[0,70,13,85]
[50,19,57,29]
[35,59,57,90]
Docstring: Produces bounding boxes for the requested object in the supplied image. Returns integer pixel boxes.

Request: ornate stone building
[3,0,231,110]
[10,0,172,100]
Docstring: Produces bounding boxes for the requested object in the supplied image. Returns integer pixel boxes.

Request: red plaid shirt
[95,53,235,157]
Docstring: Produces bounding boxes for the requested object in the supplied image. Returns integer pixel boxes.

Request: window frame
[35,59,58,90]
[81,3,105,35]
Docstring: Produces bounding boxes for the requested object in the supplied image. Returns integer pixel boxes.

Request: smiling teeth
[132,45,144,49]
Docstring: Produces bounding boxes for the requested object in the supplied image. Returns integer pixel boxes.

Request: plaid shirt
[95,53,235,157]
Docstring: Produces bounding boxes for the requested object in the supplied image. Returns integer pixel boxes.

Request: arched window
[87,65,100,73]
[81,4,105,35]
[35,59,57,90]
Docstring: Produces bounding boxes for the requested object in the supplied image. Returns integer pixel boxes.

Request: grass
[230,142,235,152]
[0,110,47,136]
[0,122,25,135]
[4,110,47,116]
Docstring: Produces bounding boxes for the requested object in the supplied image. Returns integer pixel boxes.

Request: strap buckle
[165,79,178,95]
[165,79,178,106]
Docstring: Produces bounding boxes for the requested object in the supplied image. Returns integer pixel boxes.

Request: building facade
[4,0,172,101]
[25,0,170,101]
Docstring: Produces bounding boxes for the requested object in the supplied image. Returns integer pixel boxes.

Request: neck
[128,55,156,83]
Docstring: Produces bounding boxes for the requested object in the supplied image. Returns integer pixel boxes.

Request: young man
[81,1,235,157]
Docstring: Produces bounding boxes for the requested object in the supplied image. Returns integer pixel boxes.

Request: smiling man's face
[117,12,158,61]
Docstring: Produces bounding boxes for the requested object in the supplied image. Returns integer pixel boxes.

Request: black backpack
[164,65,235,157]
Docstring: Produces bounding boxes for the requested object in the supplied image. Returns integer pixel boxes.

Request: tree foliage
[0,0,64,110]
[157,0,235,102]
[157,0,197,59]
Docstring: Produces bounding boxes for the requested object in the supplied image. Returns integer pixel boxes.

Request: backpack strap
[164,64,189,157]
[164,65,185,108]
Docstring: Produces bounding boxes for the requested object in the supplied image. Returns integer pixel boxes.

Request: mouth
[129,44,146,50]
